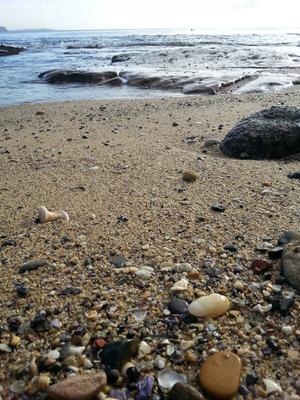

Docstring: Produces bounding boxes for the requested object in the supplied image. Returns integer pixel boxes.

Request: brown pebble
[183,171,198,182]
[250,258,272,274]
[47,372,107,400]
[199,352,241,400]
[170,382,204,400]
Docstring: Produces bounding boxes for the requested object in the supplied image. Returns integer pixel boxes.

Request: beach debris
[252,304,272,314]
[137,341,151,359]
[170,382,204,400]
[158,368,187,390]
[38,206,69,223]
[188,293,230,318]
[263,378,282,395]
[111,255,126,268]
[199,352,241,400]
[281,240,300,292]
[267,246,284,259]
[204,138,221,147]
[221,106,300,159]
[182,171,197,182]
[47,372,107,400]
[19,259,48,274]
[132,309,147,322]
[281,325,293,335]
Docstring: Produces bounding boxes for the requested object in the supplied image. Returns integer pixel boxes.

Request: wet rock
[39,70,122,85]
[101,339,140,370]
[250,258,272,274]
[288,171,300,179]
[281,241,300,292]
[211,203,225,212]
[136,376,154,400]
[278,231,300,246]
[183,171,198,182]
[111,54,131,63]
[19,259,48,274]
[167,298,189,314]
[221,106,300,159]
[199,352,241,400]
[47,372,107,400]
[0,44,25,56]
[188,293,230,318]
[169,382,204,400]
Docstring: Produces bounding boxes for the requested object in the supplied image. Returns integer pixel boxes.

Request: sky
[1,0,300,31]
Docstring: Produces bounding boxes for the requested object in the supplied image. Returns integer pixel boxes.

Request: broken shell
[158,369,187,390]
[171,278,189,292]
[188,293,230,318]
[38,206,69,223]
[252,304,272,315]
[263,379,282,394]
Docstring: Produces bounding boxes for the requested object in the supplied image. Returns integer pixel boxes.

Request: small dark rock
[211,203,225,212]
[239,385,250,397]
[224,244,239,252]
[101,339,140,370]
[280,296,295,315]
[111,255,126,268]
[1,239,17,247]
[111,54,131,63]
[182,171,197,182]
[268,246,284,259]
[281,241,300,292]
[172,122,179,127]
[246,373,259,386]
[106,368,120,385]
[169,382,204,400]
[15,283,28,297]
[167,298,189,314]
[250,258,272,274]
[126,366,140,383]
[117,216,128,223]
[19,259,48,274]
[60,287,82,296]
[287,171,300,179]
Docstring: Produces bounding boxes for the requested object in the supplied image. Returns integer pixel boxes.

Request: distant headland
[0,27,55,33]
[0,26,7,32]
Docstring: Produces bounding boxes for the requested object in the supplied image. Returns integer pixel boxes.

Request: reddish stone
[251,259,272,274]
[94,338,106,349]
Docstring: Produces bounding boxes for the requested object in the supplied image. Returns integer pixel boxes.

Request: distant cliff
[0,26,8,32]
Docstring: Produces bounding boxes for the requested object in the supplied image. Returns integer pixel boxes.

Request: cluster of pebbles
[0,93,300,399]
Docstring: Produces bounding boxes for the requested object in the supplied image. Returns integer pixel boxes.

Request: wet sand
[0,89,300,398]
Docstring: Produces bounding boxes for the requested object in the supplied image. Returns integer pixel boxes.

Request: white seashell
[158,369,187,390]
[138,341,151,359]
[188,293,230,318]
[252,304,272,314]
[47,349,60,360]
[171,278,189,291]
[38,206,69,223]
[263,379,282,394]
[132,309,147,322]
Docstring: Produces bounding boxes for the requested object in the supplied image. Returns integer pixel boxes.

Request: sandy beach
[0,89,300,399]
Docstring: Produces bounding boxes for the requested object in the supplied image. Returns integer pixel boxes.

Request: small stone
[224,244,238,252]
[138,341,151,359]
[170,278,188,292]
[15,283,28,297]
[188,293,230,318]
[281,325,293,335]
[211,203,225,212]
[268,246,284,259]
[101,339,140,370]
[288,350,299,360]
[281,241,300,292]
[183,171,198,182]
[250,258,272,274]
[61,287,82,296]
[167,298,189,314]
[111,255,126,268]
[47,372,107,400]
[170,382,204,400]
[288,171,300,179]
[136,376,154,400]
[263,379,282,395]
[204,138,221,147]
[199,352,241,400]
[19,259,48,274]
[253,304,272,314]
[10,336,20,347]
[246,373,258,386]
[0,343,11,353]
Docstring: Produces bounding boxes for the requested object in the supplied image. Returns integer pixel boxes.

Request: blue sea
[1,28,300,106]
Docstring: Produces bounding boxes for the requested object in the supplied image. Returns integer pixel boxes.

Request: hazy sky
[1,0,300,30]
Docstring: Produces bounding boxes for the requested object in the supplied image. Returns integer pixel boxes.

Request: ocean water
[1,28,300,106]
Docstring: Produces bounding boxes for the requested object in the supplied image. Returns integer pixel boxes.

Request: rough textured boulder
[39,70,122,85]
[0,44,25,56]
[220,106,300,159]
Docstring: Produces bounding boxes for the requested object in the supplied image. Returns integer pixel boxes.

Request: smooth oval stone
[47,372,107,400]
[281,241,300,292]
[183,171,197,182]
[167,298,189,314]
[170,382,204,400]
[188,293,230,318]
[199,352,241,400]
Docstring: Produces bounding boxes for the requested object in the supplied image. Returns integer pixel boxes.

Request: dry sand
[0,89,300,399]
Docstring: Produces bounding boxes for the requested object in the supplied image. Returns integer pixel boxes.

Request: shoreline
[0,89,300,397]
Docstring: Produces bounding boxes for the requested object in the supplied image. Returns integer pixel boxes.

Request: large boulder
[0,44,25,56]
[220,106,300,159]
[39,70,122,85]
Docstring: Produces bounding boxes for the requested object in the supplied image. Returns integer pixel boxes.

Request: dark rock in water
[288,171,300,179]
[167,298,189,314]
[39,70,122,85]
[278,230,300,246]
[220,106,300,159]
[170,383,204,400]
[111,54,131,63]
[19,259,48,274]
[101,339,140,370]
[281,241,300,292]
[136,376,154,400]
[0,44,25,56]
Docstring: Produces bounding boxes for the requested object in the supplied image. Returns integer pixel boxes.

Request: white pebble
[263,378,282,394]
[281,325,293,335]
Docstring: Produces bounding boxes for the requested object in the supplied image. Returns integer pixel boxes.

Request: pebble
[182,171,198,182]
[138,341,151,359]
[199,352,241,400]
[281,325,293,335]
[287,171,300,179]
[211,203,226,213]
[252,304,272,314]
[19,259,48,274]
[167,298,189,314]
[268,246,284,259]
[281,241,300,292]
[188,293,230,318]
[136,376,154,400]
[278,231,300,246]
[157,368,187,390]
[135,266,154,280]
[204,138,221,147]
[288,350,299,360]
[47,372,107,400]
[170,278,189,291]
[101,339,140,370]
[170,382,204,400]
[250,258,272,274]
[111,255,126,268]
[263,379,282,395]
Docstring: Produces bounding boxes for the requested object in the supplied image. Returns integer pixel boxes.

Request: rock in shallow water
[281,241,300,292]
[47,372,107,400]
[39,69,122,85]
[188,293,230,318]
[220,106,300,159]
[199,352,241,400]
